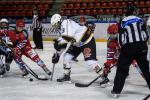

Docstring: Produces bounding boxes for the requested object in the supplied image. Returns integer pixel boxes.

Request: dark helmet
[126,5,138,16]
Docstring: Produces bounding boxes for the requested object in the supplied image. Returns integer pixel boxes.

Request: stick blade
[75,83,89,87]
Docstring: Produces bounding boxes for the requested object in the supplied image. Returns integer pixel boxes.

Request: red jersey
[107,38,119,61]
[6,27,31,49]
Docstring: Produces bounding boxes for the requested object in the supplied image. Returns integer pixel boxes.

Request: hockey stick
[50,64,55,81]
[143,94,150,100]
[75,74,102,87]
[25,65,48,81]
[75,65,115,87]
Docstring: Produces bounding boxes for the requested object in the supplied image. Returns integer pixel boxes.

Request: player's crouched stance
[51,14,102,82]
[7,19,51,78]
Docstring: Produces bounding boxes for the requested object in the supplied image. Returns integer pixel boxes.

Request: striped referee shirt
[118,15,149,46]
[32,15,42,29]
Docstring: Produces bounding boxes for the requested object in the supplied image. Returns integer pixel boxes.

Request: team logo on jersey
[83,48,91,58]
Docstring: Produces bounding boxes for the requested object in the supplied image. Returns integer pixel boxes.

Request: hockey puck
[29,78,33,82]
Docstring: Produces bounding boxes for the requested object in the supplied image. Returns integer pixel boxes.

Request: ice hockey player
[51,14,102,82]
[100,23,144,87]
[71,16,95,62]
[6,19,51,78]
[0,18,13,77]
[99,23,119,87]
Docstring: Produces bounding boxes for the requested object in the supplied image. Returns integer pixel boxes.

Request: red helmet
[16,19,25,27]
[107,24,118,34]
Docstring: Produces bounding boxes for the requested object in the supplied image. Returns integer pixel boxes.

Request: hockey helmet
[16,19,25,27]
[107,24,118,35]
[0,18,8,23]
[16,19,25,32]
[107,24,118,39]
[51,14,61,27]
[0,18,9,29]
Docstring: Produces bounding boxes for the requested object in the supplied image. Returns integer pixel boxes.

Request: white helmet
[51,14,61,26]
[0,18,8,23]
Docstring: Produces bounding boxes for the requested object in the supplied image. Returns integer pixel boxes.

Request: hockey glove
[52,53,60,64]
[53,39,67,51]
[53,39,61,51]
[13,47,21,56]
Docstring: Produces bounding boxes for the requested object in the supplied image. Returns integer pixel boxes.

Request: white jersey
[59,19,93,47]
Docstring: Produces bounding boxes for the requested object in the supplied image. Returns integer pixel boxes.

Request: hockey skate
[21,68,34,81]
[21,68,29,77]
[23,73,34,81]
[0,65,6,78]
[100,77,111,88]
[57,74,71,82]
[5,63,10,71]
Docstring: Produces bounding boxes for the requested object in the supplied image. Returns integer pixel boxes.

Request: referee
[32,8,43,49]
[111,5,150,98]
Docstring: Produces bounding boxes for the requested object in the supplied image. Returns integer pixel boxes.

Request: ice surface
[0,42,149,100]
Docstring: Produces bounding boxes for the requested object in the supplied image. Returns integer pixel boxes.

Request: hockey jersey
[60,19,94,47]
[0,27,31,49]
[107,38,119,61]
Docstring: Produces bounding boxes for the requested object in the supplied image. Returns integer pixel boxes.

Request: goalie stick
[75,65,115,87]
[1,39,48,81]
